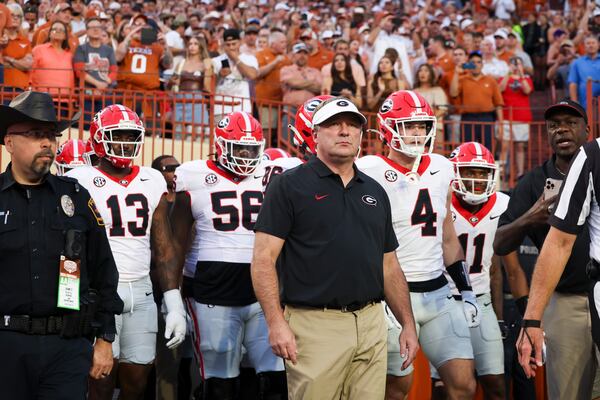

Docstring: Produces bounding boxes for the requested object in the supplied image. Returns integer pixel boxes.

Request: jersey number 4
[411,189,437,236]
[211,191,263,232]
[458,233,486,274]
[106,194,150,237]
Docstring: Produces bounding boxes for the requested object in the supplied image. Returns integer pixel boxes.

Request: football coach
[251,97,418,399]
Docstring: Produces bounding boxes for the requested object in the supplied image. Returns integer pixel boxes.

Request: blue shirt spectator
[568,35,600,110]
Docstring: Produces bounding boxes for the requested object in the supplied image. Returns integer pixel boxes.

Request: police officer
[0,91,123,399]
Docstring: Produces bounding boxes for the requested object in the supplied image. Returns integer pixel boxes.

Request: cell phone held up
[462,62,476,70]
[140,27,157,45]
[221,58,230,69]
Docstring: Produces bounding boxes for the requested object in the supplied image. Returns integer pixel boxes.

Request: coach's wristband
[515,296,528,316]
[521,319,541,328]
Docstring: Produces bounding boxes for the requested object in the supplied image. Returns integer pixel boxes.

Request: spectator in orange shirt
[116,14,173,133]
[303,30,333,70]
[33,3,79,52]
[31,21,75,104]
[255,31,292,137]
[450,51,504,150]
[493,29,515,64]
[428,35,454,78]
[1,4,32,92]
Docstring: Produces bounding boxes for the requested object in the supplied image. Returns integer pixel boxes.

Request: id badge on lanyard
[57,255,81,310]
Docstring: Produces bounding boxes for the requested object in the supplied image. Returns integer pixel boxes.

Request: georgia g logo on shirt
[362,195,377,206]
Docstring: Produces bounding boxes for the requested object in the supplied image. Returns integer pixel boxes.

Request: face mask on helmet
[91,105,145,169]
[376,91,437,158]
[216,138,264,176]
[101,129,144,160]
[379,117,436,157]
[452,165,497,205]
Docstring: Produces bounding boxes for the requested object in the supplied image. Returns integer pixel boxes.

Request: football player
[356,90,479,400]
[66,105,186,400]
[55,139,90,175]
[258,95,333,193]
[170,111,286,399]
[430,142,509,400]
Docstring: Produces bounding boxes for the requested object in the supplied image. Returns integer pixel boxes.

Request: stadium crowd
[1,0,600,399]
[0,0,599,175]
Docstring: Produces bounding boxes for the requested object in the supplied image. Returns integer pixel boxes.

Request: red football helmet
[263,147,291,161]
[55,139,89,176]
[449,142,498,205]
[90,104,145,169]
[377,90,437,158]
[215,111,265,176]
[289,95,333,154]
[82,137,97,166]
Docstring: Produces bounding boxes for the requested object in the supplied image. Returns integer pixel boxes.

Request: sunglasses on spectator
[161,164,180,172]
[51,28,66,33]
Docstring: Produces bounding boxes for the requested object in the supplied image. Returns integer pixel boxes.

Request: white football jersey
[258,157,303,192]
[67,165,167,281]
[356,154,454,282]
[446,191,510,295]
[175,160,263,278]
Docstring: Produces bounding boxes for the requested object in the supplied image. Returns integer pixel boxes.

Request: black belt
[290,300,379,313]
[452,293,486,301]
[408,274,448,293]
[0,315,64,335]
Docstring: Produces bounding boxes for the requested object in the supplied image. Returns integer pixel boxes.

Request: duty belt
[0,315,63,335]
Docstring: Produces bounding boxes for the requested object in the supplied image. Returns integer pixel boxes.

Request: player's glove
[163,289,187,349]
[461,290,481,328]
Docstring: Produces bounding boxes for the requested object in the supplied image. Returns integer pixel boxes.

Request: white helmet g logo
[380,98,393,114]
[217,116,230,129]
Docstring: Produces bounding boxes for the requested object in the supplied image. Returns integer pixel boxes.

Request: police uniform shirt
[0,166,122,334]
[254,156,399,308]
[549,139,600,263]
[498,155,590,293]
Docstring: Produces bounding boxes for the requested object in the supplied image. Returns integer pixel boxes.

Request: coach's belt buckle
[340,302,366,313]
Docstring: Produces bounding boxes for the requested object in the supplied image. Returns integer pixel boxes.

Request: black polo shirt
[498,155,590,293]
[254,156,398,308]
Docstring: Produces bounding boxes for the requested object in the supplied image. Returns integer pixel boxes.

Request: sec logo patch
[93,176,106,187]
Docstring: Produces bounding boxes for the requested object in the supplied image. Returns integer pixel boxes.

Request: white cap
[312,98,367,126]
[321,30,334,39]
[354,6,365,14]
[459,18,473,30]
[358,24,370,34]
[203,11,221,20]
[593,8,600,17]
[494,29,508,39]
[274,2,291,11]
[108,1,121,10]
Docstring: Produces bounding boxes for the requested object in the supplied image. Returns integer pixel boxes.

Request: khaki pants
[284,302,387,400]
[544,292,599,400]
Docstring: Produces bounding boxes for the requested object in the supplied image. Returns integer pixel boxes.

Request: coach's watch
[97,333,116,343]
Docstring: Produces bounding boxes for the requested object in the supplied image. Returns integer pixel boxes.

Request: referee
[0,91,123,399]
[251,97,418,399]
[516,100,599,378]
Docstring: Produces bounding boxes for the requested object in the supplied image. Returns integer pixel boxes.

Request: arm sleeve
[84,193,123,335]
[549,144,596,234]
[254,174,293,239]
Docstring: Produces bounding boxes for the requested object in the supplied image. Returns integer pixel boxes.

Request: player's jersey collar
[95,165,140,187]
[377,154,431,176]
[452,192,497,227]
[207,160,247,184]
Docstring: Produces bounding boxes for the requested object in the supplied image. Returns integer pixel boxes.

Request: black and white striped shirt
[549,139,600,262]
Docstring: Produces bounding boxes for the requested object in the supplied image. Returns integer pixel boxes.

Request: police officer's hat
[0,91,80,144]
